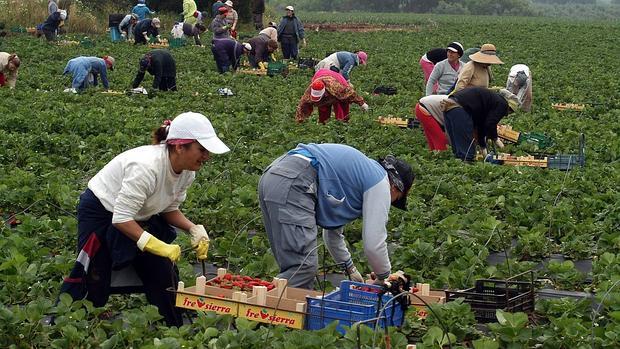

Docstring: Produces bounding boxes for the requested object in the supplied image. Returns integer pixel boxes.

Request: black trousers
[87,242,183,327]
[157,76,177,91]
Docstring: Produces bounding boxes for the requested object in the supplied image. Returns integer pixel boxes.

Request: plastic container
[445,271,535,323]
[519,132,554,149]
[547,133,585,170]
[298,58,318,69]
[109,27,123,42]
[267,62,288,76]
[306,281,404,334]
[80,37,95,48]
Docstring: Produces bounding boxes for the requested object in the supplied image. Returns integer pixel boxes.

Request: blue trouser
[258,155,319,289]
[444,107,477,161]
[281,39,298,59]
[59,189,183,326]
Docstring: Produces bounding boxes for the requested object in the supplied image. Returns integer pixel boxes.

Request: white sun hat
[166,112,230,154]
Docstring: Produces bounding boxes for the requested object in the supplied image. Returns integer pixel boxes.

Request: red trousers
[415,103,448,151]
[0,73,5,87]
[318,102,350,123]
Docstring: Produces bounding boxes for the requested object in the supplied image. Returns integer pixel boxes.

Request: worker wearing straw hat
[453,43,503,92]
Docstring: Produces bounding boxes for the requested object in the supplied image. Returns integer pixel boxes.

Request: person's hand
[346,265,364,283]
[121,33,126,39]
[494,138,505,148]
[361,103,369,112]
[481,147,488,157]
[137,231,181,263]
[189,225,210,259]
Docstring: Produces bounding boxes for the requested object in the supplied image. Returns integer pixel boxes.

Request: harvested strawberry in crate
[206,274,275,292]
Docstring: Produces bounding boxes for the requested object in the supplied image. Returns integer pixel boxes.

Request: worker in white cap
[211,38,251,73]
[59,112,229,327]
[277,5,306,59]
[223,0,239,38]
[133,17,161,45]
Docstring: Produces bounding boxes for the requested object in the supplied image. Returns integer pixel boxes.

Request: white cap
[152,17,161,28]
[285,5,294,11]
[59,9,67,20]
[166,112,230,154]
[225,0,233,7]
[243,43,252,51]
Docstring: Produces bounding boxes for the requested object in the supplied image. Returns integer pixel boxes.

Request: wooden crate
[238,69,267,76]
[552,103,585,111]
[497,124,520,143]
[148,43,169,49]
[377,116,410,128]
[408,283,445,319]
[479,153,548,168]
[174,284,241,316]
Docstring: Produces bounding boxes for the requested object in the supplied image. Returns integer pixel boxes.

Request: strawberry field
[1,12,620,348]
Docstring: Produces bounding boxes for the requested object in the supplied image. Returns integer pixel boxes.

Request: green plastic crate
[519,132,554,149]
[267,62,288,77]
[169,38,186,48]
[80,38,95,48]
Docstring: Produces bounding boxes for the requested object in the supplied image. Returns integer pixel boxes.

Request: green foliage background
[0,12,619,347]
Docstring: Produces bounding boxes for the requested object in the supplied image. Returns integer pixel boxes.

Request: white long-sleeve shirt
[88,144,195,224]
[322,176,391,279]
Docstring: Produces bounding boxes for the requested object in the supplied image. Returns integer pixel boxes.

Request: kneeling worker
[63,56,115,93]
[259,143,414,289]
[132,49,177,91]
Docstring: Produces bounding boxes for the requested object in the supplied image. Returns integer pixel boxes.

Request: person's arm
[485,102,507,142]
[161,210,195,232]
[99,61,109,89]
[132,65,146,88]
[296,18,305,39]
[7,69,18,89]
[425,62,442,95]
[232,11,238,30]
[454,62,473,92]
[322,227,354,270]
[340,55,355,81]
[361,177,391,280]
[295,89,314,123]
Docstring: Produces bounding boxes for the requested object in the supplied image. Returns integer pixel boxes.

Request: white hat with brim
[166,112,230,154]
[225,0,233,7]
[469,43,503,65]
[285,5,294,11]
[152,18,161,28]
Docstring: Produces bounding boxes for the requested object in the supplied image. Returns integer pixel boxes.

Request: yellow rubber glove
[189,225,210,260]
[136,231,180,263]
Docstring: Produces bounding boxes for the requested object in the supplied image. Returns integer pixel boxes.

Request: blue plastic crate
[306,280,404,334]
[109,27,123,42]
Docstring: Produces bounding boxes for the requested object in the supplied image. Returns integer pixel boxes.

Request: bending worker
[414,95,450,151]
[506,64,532,112]
[0,52,21,89]
[59,112,229,326]
[132,49,177,91]
[442,87,520,161]
[63,56,115,93]
[247,34,278,69]
[134,17,161,45]
[314,51,368,82]
[211,39,250,73]
[259,143,414,289]
[296,69,368,124]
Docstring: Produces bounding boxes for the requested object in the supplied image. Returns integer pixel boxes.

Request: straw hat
[469,43,503,65]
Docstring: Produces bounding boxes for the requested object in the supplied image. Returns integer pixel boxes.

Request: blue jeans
[444,107,477,161]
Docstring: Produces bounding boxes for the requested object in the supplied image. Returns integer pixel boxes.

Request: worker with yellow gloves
[59,112,229,327]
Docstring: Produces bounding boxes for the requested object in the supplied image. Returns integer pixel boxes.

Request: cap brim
[197,136,230,154]
[447,47,458,53]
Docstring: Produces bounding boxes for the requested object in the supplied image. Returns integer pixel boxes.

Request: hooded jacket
[183,0,198,25]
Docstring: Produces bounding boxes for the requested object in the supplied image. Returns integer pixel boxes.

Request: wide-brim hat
[378,156,415,211]
[469,43,503,65]
[166,112,230,154]
[285,5,294,11]
[225,0,233,7]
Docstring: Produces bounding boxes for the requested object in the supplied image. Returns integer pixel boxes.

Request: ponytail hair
[152,119,171,144]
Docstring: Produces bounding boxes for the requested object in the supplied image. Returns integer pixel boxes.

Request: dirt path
[305,22,420,32]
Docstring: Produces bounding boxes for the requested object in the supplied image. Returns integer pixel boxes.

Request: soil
[305,23,420,33]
